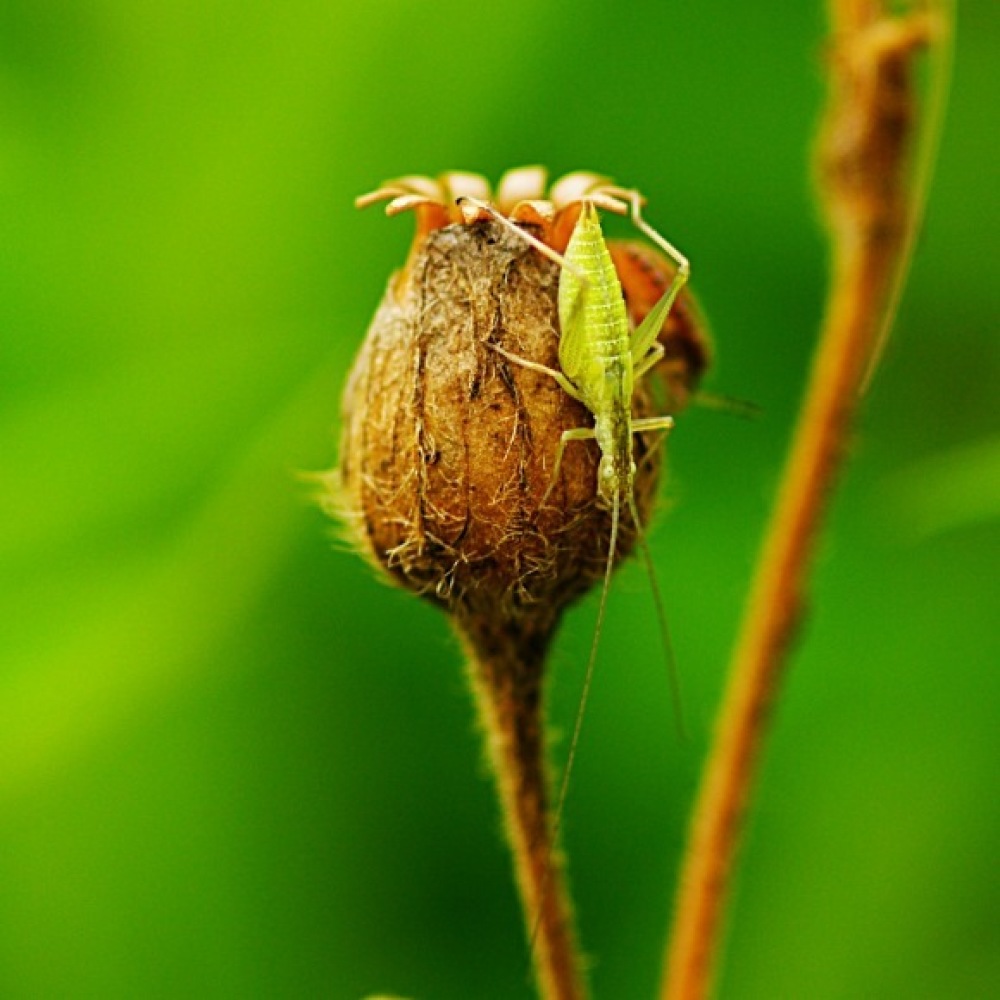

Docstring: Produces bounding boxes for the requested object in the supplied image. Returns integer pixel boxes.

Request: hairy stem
[456,611,587,1000]
[661,4,945,998]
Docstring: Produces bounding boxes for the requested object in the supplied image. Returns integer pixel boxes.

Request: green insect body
[543,195,688,738]
[472,190,690,753]
[462,188,691,954]
[557,203,638,508]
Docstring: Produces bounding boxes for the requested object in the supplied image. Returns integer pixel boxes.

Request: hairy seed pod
[324,174,712,993]
[327,219,665,628]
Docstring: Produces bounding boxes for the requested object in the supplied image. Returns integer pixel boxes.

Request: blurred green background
[1,1,996,997]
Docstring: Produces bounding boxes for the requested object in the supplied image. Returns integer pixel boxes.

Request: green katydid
[459,187,692,832]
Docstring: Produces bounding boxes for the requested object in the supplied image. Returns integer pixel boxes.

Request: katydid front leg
[488,337,596,505]
[488,343,584,402]
[540,426,597,507]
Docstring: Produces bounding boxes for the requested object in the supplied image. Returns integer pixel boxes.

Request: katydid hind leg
[613,189,690,365]
[606,185,690,280]
[488,342,584,402]
[628,492,687,740]
[627,417,684,731]
[632,341,666,381]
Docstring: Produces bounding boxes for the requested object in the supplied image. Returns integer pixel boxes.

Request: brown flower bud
[327,217,667,628]
[322,172,714,993]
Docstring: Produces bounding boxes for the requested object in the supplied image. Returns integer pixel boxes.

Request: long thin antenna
[528,489,621,961]
[628,494,687,741]
[455,195,589,286]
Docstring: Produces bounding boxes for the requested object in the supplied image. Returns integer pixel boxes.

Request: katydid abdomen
[558,203,634,412]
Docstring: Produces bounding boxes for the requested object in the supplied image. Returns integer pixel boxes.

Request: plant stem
[660,4,944,998]
[456,611,587,1000]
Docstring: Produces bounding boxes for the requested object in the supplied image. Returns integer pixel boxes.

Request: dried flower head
[322,168,714,994]
[325,167,710,628]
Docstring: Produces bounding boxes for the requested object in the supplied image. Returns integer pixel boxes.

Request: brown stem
[455,610,587,1000]
[660,4,944,998]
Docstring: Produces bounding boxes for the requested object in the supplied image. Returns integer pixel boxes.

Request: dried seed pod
[328,218,664,627]
[323,170,716,994]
